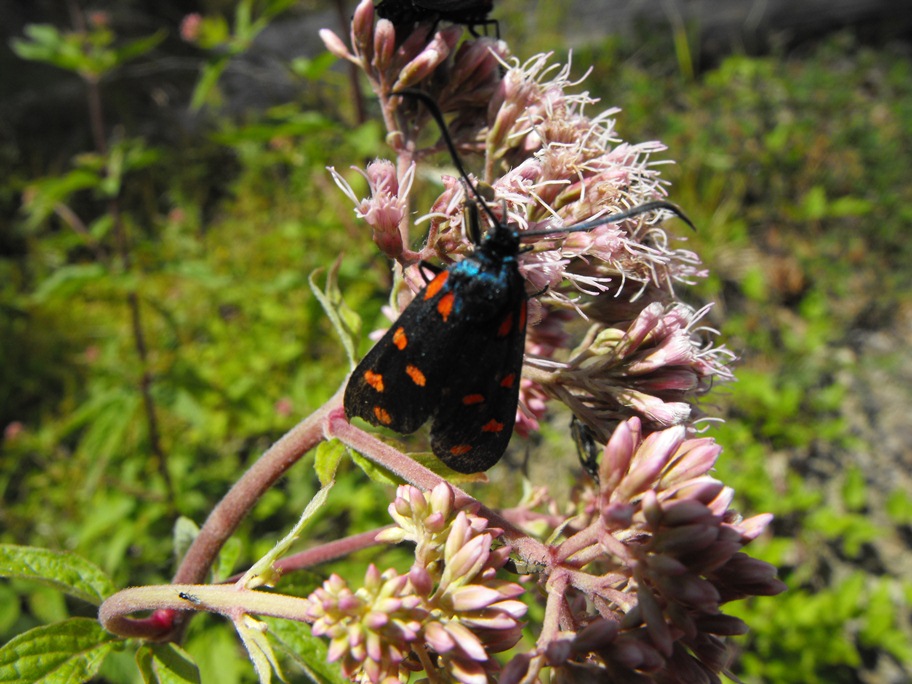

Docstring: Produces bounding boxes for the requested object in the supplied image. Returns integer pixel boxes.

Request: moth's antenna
[523,200,696,237]
[392,88,502,229]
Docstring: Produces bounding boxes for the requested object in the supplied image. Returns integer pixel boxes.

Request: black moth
[374,0,496,36]
[344,90,693,474]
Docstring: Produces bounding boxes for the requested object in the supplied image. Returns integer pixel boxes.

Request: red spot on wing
[393,327,408,350]
[373,406,392,425]
[482,419,504,433]
[462,394,485,405]
[449,444,472,456]
[364,370,384,392]
[519,301,527,330]
[437,293,455,321]
[497,312,514,337]
[405,364,426,386]
[500,373,515,388]
[424,271,449,300]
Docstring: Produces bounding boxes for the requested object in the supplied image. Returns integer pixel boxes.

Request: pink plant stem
[225,527,393,583]
[326,410,551,565]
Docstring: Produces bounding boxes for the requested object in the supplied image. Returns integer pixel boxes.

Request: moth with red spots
[343,90,694,473]
[345,213,526,473]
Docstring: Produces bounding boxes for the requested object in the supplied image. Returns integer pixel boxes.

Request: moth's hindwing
[429,293,527,473]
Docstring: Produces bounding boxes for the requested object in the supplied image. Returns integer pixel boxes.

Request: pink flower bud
[320,28,352,61]
[373,19,396,71]
[393,27,460,90]
[351,0,375,61]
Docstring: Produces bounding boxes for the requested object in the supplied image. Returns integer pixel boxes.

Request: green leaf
[347,121,385,158]
[114,30,166,64]
[0,618,119,684]
[213,538,243,584]
[886,489,912,524]
[75,389,142,495]
[27,585,68,625]
[136,643,201,684]
[21,169,100,228]
[32,264,107,303]
[190,58,230,111]
[238,485,333,590]
[349,450,400,486]
[0,584,21,635]
[263,618,347,684]
[309,258,359,369]
[289,52,337,81]
[314,440,345,487]
[173,517,200,571]
[0,545,114,605]
[829,195,873,217]
[841,466,866,512]
[800,185,827,220]
[11,25,67,65]
[408,451,488,484]
[235,616,282,684]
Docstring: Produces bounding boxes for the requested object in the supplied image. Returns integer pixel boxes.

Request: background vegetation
[1,1,911,681]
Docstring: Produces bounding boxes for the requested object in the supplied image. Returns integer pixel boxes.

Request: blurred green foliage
[1,2,911,682]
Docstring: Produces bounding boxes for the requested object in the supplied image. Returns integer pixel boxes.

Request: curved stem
[225,527,392,583]
[114,386,346,642]
[100,584,313,639]
[174,386,344,586]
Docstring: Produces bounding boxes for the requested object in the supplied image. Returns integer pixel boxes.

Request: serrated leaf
[0,618,119,684]
[314,440,345,487]
[0,545,114,605]
[263,618,347,684]
[136,643,201,684]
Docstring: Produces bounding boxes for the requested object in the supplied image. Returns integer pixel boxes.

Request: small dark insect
[374,0,496,36]
[178,591,201,605]
[344,90,694,473]
[571,416,601,482]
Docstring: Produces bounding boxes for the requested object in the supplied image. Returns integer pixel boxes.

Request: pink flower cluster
[505,418,785,681]
[306,484,526,683]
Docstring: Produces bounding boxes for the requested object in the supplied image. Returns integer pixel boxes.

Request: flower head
[308,484,527,683]
[306,566,427,682]
[536,418,786,679]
